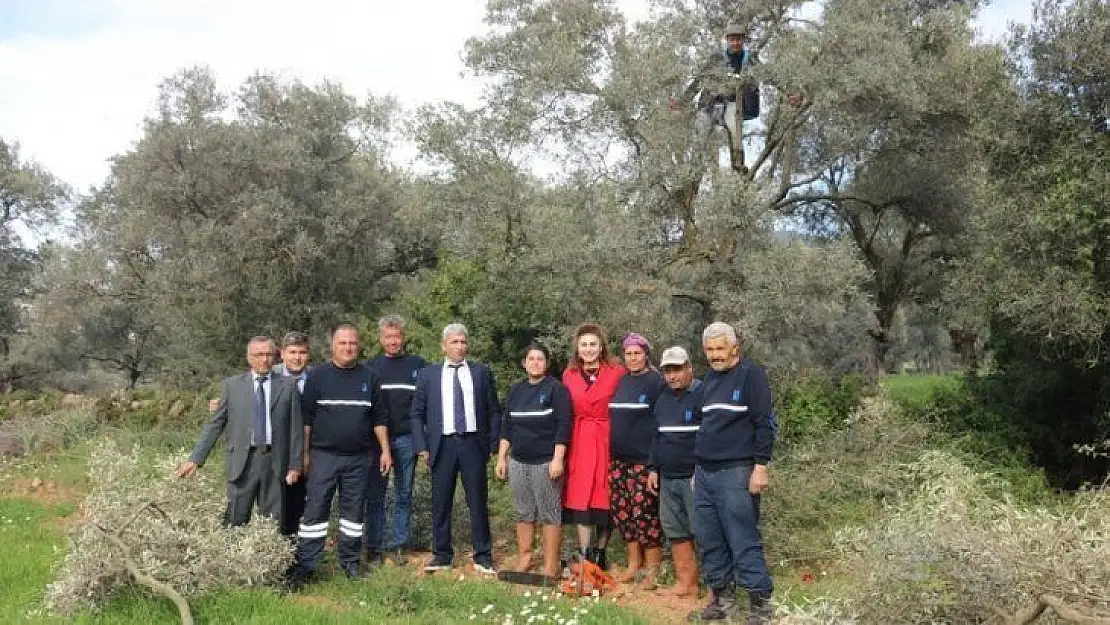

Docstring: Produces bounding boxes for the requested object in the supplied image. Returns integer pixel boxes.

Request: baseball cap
[724,23,746,37]
[659,346,691,367]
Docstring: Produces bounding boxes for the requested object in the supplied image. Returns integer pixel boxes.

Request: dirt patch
[406,548,701,624]
[612,586,703,624]
[8,476,83,506]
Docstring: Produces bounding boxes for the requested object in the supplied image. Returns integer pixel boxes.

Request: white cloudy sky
[1,0,1033,193]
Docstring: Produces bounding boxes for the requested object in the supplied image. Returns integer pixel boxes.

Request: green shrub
[890,376,1053,504]
[764,395,930,566]
[826,451,1110,624]
[774,372,866,443]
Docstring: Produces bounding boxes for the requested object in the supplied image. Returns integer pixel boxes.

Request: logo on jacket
[411,369,418,379]
[538,393,546,404]
[638,394,647,403]
[362,382,369,393]
[684,409,693,423]
[732,389,741,401]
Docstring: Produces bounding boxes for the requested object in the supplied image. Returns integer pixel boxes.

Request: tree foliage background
[2,0,1107,485]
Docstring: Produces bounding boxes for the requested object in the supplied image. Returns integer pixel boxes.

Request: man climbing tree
[672,22,803,174]
[671,23,762,173]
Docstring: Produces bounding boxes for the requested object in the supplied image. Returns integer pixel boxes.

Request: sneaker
[341,561,362,580]
[473,559,497,575]
[385,548,408,566]
[688,588,740,622]
[423,557,453,573]
[746,592,773,625]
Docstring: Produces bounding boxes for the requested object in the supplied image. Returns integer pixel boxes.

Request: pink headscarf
[622,332,652,354]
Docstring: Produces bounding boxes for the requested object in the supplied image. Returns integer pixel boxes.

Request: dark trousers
[281,478,307,536]
[693,463,773,595]
[295,449,370,571]
[365,433,417,552]
[431,433,492,563]
[226,447,282,526]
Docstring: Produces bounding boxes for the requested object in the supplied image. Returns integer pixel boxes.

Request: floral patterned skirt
[608,459,663,548]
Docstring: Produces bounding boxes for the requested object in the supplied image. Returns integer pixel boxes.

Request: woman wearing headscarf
[608,332,667,589]
[561,323,624,570]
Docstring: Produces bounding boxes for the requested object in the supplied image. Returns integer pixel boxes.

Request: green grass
[65,572,642,624]
[0,499,78,624]
[0,439,646,625]
[880,373,959,411]
[1,493,644,625]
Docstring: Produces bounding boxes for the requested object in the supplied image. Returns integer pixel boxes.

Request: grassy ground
[2,374,1021,623]
[879,373,959,411]
[0,440,646,625]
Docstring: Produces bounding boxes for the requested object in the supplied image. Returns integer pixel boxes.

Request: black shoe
[341,561,362,580]
[423,557,453,573]
[364,550,385,569]
[746,592,773,625]
[593,547,608,571]
[688,587,740,622]
[285,567,312,593]
[473,558,496,575]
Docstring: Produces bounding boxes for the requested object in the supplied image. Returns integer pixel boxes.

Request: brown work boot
[661,540,699,598]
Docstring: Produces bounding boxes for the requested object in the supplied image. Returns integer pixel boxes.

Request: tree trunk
[948,328,980,371]
[868,300,899,376]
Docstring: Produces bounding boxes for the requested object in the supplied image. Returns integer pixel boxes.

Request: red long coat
[562,363,625,513]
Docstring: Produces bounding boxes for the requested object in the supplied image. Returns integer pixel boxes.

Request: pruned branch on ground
[95,500,194,625]
[45,438,294,615]
[992,594,1110,625]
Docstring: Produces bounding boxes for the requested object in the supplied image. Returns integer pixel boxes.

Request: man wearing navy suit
[411,323,502,575]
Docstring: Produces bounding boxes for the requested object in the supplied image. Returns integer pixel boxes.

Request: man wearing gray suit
[177,336,305,526]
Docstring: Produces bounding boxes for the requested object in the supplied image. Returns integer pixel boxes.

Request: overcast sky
[1,0,1033,193]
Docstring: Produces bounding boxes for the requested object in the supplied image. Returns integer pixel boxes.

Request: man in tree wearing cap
[672,23,802,174]
[671,23,762,173]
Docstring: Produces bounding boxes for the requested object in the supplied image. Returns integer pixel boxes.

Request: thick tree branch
[96,500,194,625]
[993,594,1110,625]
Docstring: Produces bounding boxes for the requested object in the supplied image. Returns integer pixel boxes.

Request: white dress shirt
[274,363,308,393]
[251,373,272,445]
[441,360,477,434]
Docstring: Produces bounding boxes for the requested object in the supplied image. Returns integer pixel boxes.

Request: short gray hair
[442,323,468,341]
[702,322,738,345]
[246,335,276,352]
[379,314,406,331]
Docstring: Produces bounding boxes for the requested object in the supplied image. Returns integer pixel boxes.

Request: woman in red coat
[562,323,624,570]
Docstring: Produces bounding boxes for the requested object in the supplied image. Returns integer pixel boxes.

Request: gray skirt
[509,458,564,525]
